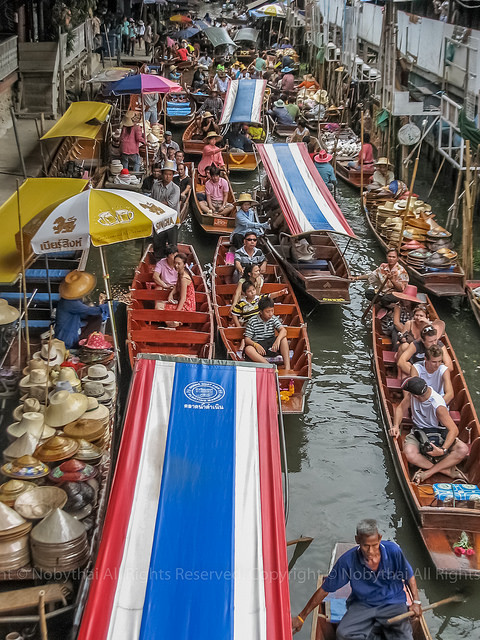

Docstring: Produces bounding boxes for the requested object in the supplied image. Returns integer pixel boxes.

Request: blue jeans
[121,153,141,172]
[144,107,158,124]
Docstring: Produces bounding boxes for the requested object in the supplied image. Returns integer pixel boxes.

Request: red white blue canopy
[77,356,291,640]
[220,79,267,125]
[257,143,356,237]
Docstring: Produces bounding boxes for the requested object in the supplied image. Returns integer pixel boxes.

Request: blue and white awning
[257,143,356,237]
[220,79,267,125]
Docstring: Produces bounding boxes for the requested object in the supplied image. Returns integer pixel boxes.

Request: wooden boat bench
[0,582,73,615]
[291,259,329,271]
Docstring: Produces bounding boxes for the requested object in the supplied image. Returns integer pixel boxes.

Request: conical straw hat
[30,508,86,544]
[34,435,80,463]
[0,501,27,532]
[3,433,39,461]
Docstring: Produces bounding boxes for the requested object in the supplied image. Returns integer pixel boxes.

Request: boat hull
[466,281,480,328]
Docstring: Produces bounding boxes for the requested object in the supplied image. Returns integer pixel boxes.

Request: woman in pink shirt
[152,246,178,308]
[198,132,227,176]
[120,115,144,172]
[198,166,234,217]
[348,132,374,169]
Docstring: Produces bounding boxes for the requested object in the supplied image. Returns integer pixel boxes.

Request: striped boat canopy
[77,355,291,640]
[257,143,357,238]
[220,79,267,125]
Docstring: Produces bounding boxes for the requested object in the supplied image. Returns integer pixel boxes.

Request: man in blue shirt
[314,150,337,192]
[292,519,421,638]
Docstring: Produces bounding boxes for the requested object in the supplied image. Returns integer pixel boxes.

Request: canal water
[92,152,480,637]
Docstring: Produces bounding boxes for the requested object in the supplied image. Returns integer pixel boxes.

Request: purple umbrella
[112,73,182,95]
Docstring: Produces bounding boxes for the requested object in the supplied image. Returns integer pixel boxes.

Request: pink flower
[454,547,463,556]
[466,548,475,556]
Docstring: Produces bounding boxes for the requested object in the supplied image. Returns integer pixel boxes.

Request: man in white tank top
[411,344,453,404]
[390,377,468,484]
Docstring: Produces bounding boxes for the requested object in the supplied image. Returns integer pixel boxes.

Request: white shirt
[412,363,448,397]
[411,388,446,431]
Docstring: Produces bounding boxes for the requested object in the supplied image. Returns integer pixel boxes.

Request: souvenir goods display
[49,459,98,484]
[30,508,89,571]
[1,455,50,480]
[45,391,88,428]
[0,480,35,507]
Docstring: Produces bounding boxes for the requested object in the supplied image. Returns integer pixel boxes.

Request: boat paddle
[360,275,389,323]
[287,536,314,547]
[387,593,466,624]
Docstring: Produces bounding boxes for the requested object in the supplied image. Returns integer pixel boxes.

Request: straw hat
[377,201,396,213]
[22,358,47,376]
[314,150,333,163]
[82,364,115,385]
[0,480,35,507]
[78,332,112,350]
[45,391,88,428]
[19,368,51,390]
[4,433,39,462]
[49,460,98,484]
[14,486,68,521]
[313,89,328,104]
[121,115,135,127]
[82,397,110,422]
[375,157,392,167]
[56,367,81,392]
[7,412,55,441]
[0,501,31,534]
[201,111,214,120]
[82,380,111,402]
[32,343,64,367]
[63,418,106,442]
[203,131,222,142]
[161,160,176,172]
[1,455,50,480]
[59,271,96,300]
[35,435,79,463]
[0,299,20,325]
[13,398,44,422]
[274,99,285,108]
[393,284,423,304]
[235,193,258,206]
[74,440,103,465]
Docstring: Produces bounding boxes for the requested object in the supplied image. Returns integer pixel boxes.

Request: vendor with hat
[119,114,144,172]
[371,157,395,188]
[192,64,209,91]
[198,88,224,121]
[313,150,337,192]
[267,99,295,126]
[198,131,227,177]
[280,66,295,92]
[231,194,270,249]
[55,271,112,350]
[152,161,181,258]
[195,111,221,140]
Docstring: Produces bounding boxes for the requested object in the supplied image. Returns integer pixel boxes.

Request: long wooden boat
[336,159,375,190]
[362,195,465,297]
[212,236,312,413]
[182,120,205,155]
[311,543,433,640]
[466,281,480,329]
[191,168,236,235]
[372,298,480,576]
[127,243,214,365]
[163,91,197,126]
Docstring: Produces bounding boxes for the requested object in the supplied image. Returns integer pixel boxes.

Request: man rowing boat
[292,519,421,638]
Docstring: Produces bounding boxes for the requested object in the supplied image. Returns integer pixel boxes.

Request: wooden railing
[0,36,18,81]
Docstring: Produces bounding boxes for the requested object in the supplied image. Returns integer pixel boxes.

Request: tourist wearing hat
[390,376,468,485]
[198,89,224,121]
[192,65,208,91]
[159,131,180,162]
[313,150,337,192]
[151,161,181,258]
[230,194,269,249]
[198,132,227,177]
[280,67,295,93]
[267,99,295,126]
[55,271,111,349]
[119,115,144,172]
[347,132,375,171]
[371,157,395,188]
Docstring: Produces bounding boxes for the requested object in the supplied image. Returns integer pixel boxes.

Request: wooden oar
[287,536,314,547]
[360,275,389,323]
[387,593,465,624]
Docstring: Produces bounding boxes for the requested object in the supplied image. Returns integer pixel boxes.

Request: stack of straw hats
[14,486,68,521]
[30,508,89,571]
[0,502,32,571]
[0,480,35,507]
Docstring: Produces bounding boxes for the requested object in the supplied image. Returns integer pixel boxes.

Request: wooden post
[38,589,48,640]
[462,139,474,280]
[16,180,30,361]
[141,93,149,171]
[360,111,364,194]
